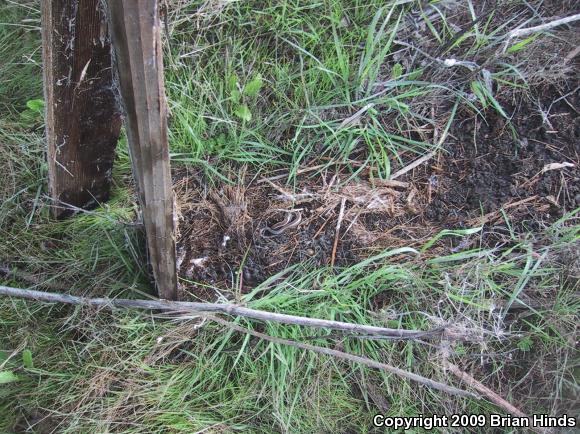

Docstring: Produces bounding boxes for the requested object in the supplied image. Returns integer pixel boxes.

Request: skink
[260,210,302,237]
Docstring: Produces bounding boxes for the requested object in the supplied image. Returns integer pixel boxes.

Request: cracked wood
[41,0,122,218]
[106,0,177,300]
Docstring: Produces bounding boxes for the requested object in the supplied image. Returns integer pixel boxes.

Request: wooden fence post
[106,0,178,300]
[41,0,122,218]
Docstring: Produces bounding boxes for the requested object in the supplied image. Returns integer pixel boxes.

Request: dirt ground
[172,0,579,301]
[174,85,579,299]
[426,90,579,225]
[1,1,579,430]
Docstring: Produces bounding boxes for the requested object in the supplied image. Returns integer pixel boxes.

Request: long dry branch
[0,283,477,398]
[503,13,580,52]
[446,363,550,434]
[211,316,479,399]
[0,285,442,339]
[507,13,580,39]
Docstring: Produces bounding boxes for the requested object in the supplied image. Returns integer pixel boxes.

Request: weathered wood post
[41,0,178,299]
[106,0,178,300]
[41,0,122,218]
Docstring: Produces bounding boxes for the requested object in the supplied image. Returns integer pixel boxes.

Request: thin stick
[257,164,328,184]
[508,14,580,39]
[446,363,550,434]
[0,285,441,339]
[564,45,580,64]
[312,214,333,239]
[338,103,375,129]
[371,179,409,189]
[447,363,525,415]
[0,264,68,291]
[503,14,580,52]
[467,196,538,226]
[330,197,347,268]
[390,151,437,180]
[262,179,314,202]
[211,316,478,399]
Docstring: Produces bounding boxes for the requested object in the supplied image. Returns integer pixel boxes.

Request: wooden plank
[41,0,122,218]
[106,0,178,300]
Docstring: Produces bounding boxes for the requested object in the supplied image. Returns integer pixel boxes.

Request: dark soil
[175,0,580,299]
[175,81,579,298]
[174,175,362,299]
[425,88,580,227]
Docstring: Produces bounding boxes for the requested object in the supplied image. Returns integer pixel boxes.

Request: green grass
[1,218,577,432]
[1,0,579,432]
[164,0,463,181]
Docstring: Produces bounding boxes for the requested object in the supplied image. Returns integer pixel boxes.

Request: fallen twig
[261,180,316,204]
[330,197,347,268]
[0,264,68,291]
[508,14,580,38]
[541,162,575,174]
[371,179,409,189]
[468,196,538,226]
[257,164,329,184]
[211,315,478,399]
[338,103,375,129]
[446,362,551,434]
[0,285,442,340]
[390,151,437,180]
[503,14,580,52]
[564,45,580,64]
[0,340,27,371]
[447,362,525,415]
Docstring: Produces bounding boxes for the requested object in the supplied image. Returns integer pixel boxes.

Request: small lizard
[260,210,302,238]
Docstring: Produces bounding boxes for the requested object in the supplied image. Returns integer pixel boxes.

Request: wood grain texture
[41,0,122,218]
[106,0,177,300]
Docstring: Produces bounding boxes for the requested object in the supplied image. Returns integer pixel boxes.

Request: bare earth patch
[175,86,578,299]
